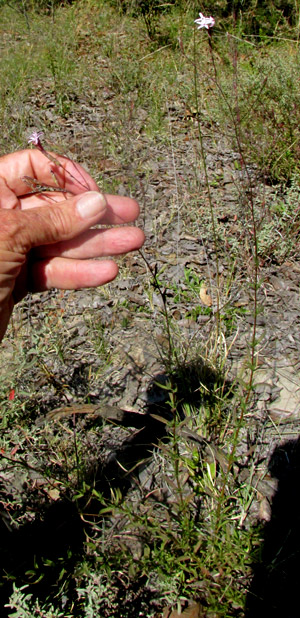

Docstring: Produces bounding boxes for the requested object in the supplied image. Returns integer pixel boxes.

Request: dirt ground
[1,83,300,616]
[2,84,300,506]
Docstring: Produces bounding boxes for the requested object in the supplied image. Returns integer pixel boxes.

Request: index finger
[0,149,99,206]
[19,191,141,224]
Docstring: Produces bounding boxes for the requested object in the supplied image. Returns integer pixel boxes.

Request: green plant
[5,584,68,618]
[257,175,300,261]
[81,386,259,616]
[1,1,299,616]
[136,0,162,39]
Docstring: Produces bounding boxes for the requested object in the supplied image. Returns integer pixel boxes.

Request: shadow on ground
[246,438,300,618]
[0,358,225,616]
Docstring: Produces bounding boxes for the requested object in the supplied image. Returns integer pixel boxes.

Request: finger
[19,192,141,225]
[30,257,119,292]
[0,149,98,207]
[19,191,73,209]
[0,192,108,254]
[34,226,145,259]
[103,194,141,224]
[0,180,21,210]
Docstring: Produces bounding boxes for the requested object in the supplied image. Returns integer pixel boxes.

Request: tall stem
[193,30,221,339]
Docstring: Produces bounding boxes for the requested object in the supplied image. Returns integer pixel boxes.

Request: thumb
[0,191,107,254]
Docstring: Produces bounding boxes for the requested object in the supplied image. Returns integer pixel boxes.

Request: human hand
[0,149,145,342]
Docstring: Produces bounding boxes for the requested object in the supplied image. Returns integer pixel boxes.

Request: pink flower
[28,130,44,147]
[194,12,215,30]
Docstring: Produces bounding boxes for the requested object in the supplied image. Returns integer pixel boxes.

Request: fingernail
[76,191,107,219]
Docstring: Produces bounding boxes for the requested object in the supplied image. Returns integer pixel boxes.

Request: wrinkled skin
[0,149,145,342]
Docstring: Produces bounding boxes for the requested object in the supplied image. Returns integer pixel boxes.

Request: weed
[257,175,300,262]
[1,1,299,616]
[5,583,68,618]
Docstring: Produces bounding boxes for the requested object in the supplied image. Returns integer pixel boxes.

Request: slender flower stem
[28,131,91,192]
[206,36,260,534]
[138,249,179,370]
[207,35,259,392]
[191,18,260,533]
[192,30,221,338]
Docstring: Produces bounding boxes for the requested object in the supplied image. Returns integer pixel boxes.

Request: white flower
[194,12,215,30]
[28,130,44,146]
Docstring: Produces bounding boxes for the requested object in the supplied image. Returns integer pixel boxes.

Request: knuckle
[0,211,24,249]
[0,203,75,254]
